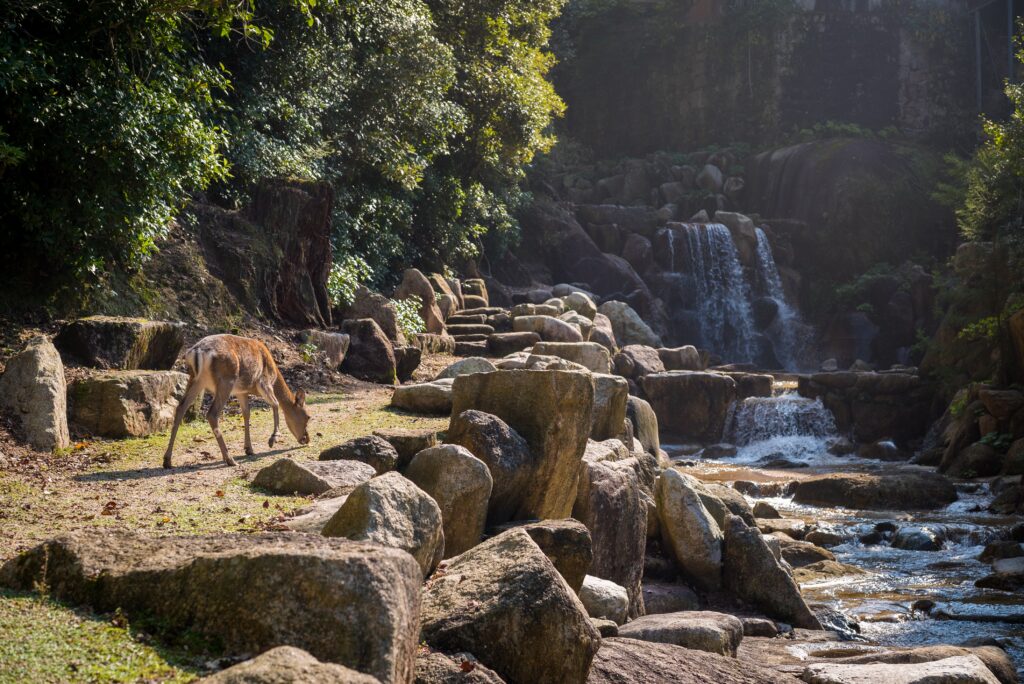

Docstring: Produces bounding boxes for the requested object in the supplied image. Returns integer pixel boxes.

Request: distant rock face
[54,317,184,370]
[322,471,445,577]
[420,528,601,684]
[0,336,70,450]
[0,530,421,683]
[200,646,379,683]
[450,370,594,520]
[67,370,191,438]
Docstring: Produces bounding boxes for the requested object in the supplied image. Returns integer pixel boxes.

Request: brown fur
[163,335,310,468]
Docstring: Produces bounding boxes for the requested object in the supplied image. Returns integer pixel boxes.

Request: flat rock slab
[801,655,1001,684]
[200,645,378,683]
[55,316,184,370]
[252,457,375,496]
[587,637,800,684]
[67,370,191,438]
[793,471,957,510]
[391,380,454,415]
[414,651,504,683]
[0,530,421,683]
[616,611,744,657]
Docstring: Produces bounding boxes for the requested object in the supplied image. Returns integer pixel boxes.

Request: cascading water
[753,228,812,371]
[678,224,758,362]
[722,392,839,465]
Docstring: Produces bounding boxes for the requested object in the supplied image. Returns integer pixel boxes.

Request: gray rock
[0,336,69,449]
[489,518,593,593]
[300,330,351,369]
[656,469,723,590]
[627,395,661,457]
[340,318,398,384]
[200,646,378,683]
[512,315,584,343]
[54,316,183,370]
[892,525,944,551]
[413,651,504,684]
[434,357,497,380]
[579,575,629,625]
[420,528,601,684]
[390,379,454,415]
[616,611,744,657]
[532,342,610,373]
[373,428,439,470]
[641,581,701,614]
[67,370,191,438]
[597,301,662,347]
[322,471,444,576]
[801,655,1001,684]
[406,445,493,557]
[591,374,629,442]
[253,457,375,496]
[319,435,399,475]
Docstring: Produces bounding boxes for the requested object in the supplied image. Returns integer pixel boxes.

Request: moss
[0,589,202,683]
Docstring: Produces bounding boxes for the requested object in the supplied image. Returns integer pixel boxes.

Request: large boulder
[391,380,454,415]
[626,395,660,456]
[659,345,702,371]
[513,315,584,343]
[587,638,801,684]
[300,330,351,368]
[721,515,820,629]
[434,357,496,380]
[54,316,184,370]
[655,469,723,591]
[591,374,629,441]
[793,471,958,510]
[563,292,598,320]
[322,472,445,576]
[253,458,375,497]
[394,345,422,383]
[447,410,535,525]
[597,301,662,347]
[67,370,191,438]
[0,530,421,683]
[0,336,70,450]
[591,313,618,352]
[346,286,403,343]
[319,435,399,475]
[406,445,493,557]
[641,582,701,615]
[641,372,737,442]
[490,519,593,593]
[340,318,397,384]
[801,655,1001,684]
[413,651,505,684]
[573,457,647,618]
[579,575,629,625]
[395,268,447,335]
[420,528,601,684]
[616,611,744,657]
[201,646,378,683]
[374,428,439,470]
[450,370,594,520]
[613,345,666,381]
[532,342,610,373]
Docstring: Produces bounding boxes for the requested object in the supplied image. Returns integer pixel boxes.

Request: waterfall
[721,392,839,465]
[679,224,757,362]
[753,228,811,370]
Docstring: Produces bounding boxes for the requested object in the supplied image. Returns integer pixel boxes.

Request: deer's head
[283,389,311,445]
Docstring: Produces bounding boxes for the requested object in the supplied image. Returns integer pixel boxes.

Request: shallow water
[666,391,1024,675]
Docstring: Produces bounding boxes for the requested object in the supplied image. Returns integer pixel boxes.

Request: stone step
[454,341,488,357]
[452,334,489,343]
[487,332,540,356]
[446,314,487,326]
[446,324,495,336]
[458,307,507,317]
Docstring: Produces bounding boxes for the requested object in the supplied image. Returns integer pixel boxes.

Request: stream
[666,386,1024,675]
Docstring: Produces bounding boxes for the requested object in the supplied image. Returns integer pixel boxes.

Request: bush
[392,296,426,339]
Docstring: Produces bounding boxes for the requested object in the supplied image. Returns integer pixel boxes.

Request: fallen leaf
[262,500,270,509]
[215,490,225,498]
[460,660,475,673]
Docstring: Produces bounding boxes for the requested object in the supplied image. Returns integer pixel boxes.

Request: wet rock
[892,525,944,551]
[490,518,592,593]
[805,530,846,547]
[340,318,397,384]
[656,469,723,590]
[0,530,420,682]
[373,428,439,470]
[777,538,835,567]
[413,651,504,684]
[641,581,701,614]
[792,560,868,583]
[406,445,492,558]
[591,374,629,442]
[598,301,662,347]
[827,437,856,456]
[641,371,737,442]
[627,395,660,457]
[722,515,821,629]
[55,316,184,370]
[753,501,781,519]
[588,637,800,683]
[421,528,601,684]
[450,370,594,520]
[200,646,378,683]
[975,556,1024,591]
[322,471,444,576]
[390,379,454,415]
[533,341,610,373]
[513,315,584,343]
[793,471,957,510]
[434,357,497,380]
[580,575,629,624]
[67,369,191,439]
[978,541,1024,563]
[617,611,744,657]
[0,337,70,450]
[487,332,540,356]
[757,517,807,539]
[253,458,375,497]
[574,457,647,617]
[801,655,1001,684]
[320,435,399,475]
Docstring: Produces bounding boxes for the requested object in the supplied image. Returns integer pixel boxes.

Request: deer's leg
[208,379,236,467]
[259,380,280,449]
[239,393,254,456]
[163,378,204,469]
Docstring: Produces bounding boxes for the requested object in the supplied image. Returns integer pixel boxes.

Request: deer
[163,334,311,469]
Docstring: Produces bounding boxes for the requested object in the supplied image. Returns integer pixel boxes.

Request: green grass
[0,590,202,683]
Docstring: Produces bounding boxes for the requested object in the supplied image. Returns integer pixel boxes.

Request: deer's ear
[295,389,306,407]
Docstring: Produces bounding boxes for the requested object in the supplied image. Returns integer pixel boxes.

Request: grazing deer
[163,334,311,468]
